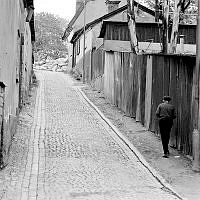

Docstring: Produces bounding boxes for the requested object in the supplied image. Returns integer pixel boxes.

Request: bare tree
[127,0,139,54]
[162,0,170,53]
[169,0,191,53]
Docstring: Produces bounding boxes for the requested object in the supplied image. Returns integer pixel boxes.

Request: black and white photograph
[0,0,199,199]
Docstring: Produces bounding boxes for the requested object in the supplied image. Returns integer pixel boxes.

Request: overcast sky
[35,0,76,20]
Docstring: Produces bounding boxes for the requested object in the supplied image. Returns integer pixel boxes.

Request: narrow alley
[0,71,182,200]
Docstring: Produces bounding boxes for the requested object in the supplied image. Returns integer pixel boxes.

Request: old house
[0,0,35,163]
[63,0,127,73]
[63,0,156,81]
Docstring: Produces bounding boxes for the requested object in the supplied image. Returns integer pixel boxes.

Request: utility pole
[192,0,200,172]
[82,0,86,83]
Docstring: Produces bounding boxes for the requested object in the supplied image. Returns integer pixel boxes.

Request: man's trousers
[159,118,173,155]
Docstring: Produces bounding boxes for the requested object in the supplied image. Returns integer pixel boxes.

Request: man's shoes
[162,154,169,158]
[166,151,170,156]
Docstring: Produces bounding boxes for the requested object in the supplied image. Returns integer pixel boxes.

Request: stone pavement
[81,76,200,200]
[0,71,182,200]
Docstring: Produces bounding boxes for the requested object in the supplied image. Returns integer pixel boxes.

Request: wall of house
[73,29,93,79]
[67,42,74,69]
[73,8,127,74]
[72,5,130,78]
[76,31,93,64]
[73,0,127,32]
[22,23,33,102]
[73,0,107,32]
[0,0,33,162]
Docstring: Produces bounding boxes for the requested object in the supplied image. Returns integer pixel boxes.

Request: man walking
[156,96,176,158]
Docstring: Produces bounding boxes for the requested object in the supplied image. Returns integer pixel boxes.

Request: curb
[77,87,187,200]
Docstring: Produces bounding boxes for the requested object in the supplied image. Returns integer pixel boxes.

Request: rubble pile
[34,58,69,72]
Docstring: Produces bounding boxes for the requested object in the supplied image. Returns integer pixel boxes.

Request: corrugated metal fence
[102,51,195,155]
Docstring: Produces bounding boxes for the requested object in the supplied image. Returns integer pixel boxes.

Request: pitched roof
[62,2,85,40]
[69,3,156,43]
[63,1,155,41]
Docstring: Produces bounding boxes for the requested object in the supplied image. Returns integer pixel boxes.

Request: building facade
[0,0,35,163]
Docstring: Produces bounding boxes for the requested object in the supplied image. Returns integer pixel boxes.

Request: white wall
[73,0,127,32]
[22,22,33,99]
[76,30,93,65]
[0,0,33,158]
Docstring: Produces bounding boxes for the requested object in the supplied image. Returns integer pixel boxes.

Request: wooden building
[99,21,196,54]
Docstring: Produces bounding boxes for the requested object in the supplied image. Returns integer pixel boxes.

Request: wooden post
[155,0,160,22]
[82,0,86,83]
[192,0,200,172]
[0,82,6,169]
[127,0,139,54]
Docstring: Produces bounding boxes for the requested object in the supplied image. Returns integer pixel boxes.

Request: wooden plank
[84,50,92,82]
[91,48,105,80]
[104,52,114,102]
[150,55,164,133]
[144,55,153,129]
[123,52,131,114]
[178,57,194,154]
[140,55,147,125]
[169,56,179,148]
[131,54,138,117]
[129,53,135,117]
[136,56,141,122]
[163,56,170,95]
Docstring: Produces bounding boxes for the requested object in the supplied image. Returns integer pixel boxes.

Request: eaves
[67,2,156,43]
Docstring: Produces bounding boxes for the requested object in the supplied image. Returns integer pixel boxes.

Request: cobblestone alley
[0,71,182,200]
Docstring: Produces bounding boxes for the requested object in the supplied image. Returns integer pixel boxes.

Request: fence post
[192,129,200,171]
[0,82,6,169]
[192,0,200,172]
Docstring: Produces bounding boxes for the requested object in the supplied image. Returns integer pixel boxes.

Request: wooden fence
[91,48,104,80]
[150,54,195,154]
[89,48,105,90]
[91,50,195,155]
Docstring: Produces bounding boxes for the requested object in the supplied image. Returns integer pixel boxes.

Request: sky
[34,0,76,20]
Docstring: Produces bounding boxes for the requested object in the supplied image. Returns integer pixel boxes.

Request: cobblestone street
[0,71,182,200]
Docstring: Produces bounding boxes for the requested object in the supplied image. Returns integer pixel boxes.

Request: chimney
[105,0,121,13]
[76,0,83,12]
[179,35,185,53]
